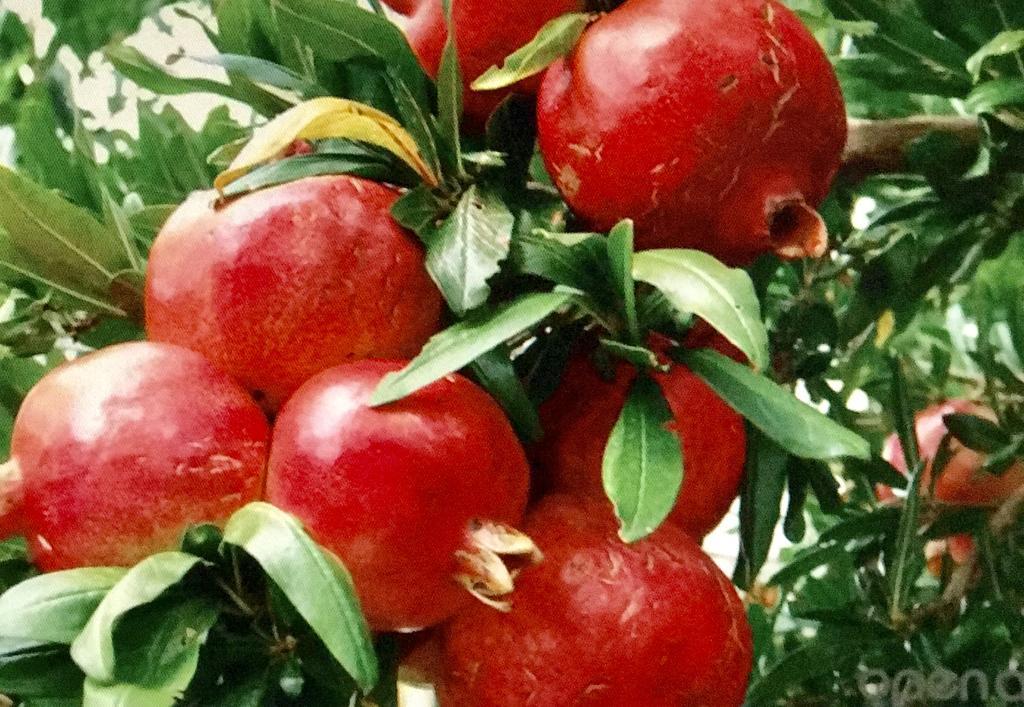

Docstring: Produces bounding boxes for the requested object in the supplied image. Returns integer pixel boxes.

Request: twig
[841,116,980,181]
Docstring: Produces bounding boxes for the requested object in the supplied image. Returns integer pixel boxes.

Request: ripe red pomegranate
[5,342,269,571]
[265,360,534,632]
[145,175,442,410]
[536,341,746,538]
[537,0,847,264]
[385,0,585,130]
[440,495,753,706]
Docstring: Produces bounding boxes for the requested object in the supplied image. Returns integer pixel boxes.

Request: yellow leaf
[214,97,438,192]
[875,309,895,348]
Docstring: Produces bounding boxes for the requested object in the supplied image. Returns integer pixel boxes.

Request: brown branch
[841,115,981,181]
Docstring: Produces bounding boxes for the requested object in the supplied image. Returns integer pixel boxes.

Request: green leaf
[422,185,514,316]
[471,13,592,90]
[679,349,871,461]
[435,0,463,177]
[965,77,1024,113]
[469,348,543,442]
[221,153,408,197]
[70,553,203,683]
[967,31,1024,82]
[733,429,789,589]
[103,44,245,103]
[599,339,662,370]
[944,412,1012,453]
[196,53,327,99]
[0,639,83,698]
[510,229,609,295]
[371,290,573,406]
[269,0,430,110]
[0,568,126,644]
[0,166,131,316]
[606,220,639,343]
[602,375,683,543]
[222,503,377,693]
[632,249,769,371]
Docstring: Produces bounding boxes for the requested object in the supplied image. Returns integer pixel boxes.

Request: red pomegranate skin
[10,342,269,571]
[387,0,585,130]
[440,495,753,706]
[536,348,747,539]
[265,360,531,632]
[537,0,847,264]
[879,400,1024,507]
[145,176,442,410]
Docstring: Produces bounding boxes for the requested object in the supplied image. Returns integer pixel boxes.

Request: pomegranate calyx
[455,520,542,612]
[769,199,828,260]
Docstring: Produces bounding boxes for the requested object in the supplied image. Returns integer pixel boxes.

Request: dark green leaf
[222,503,378,692]
[0,568,126,644]
[435,0,463,177]
[598,339,661,370]
[606,220,639,343]
[733,428,789,589]
[0,639,82,698]
[471,13,592,90]
[680,349,871,461]
[469,348,542,442]
[943,412,1011,453]
[221,153,407,197]
[632,249,769,370]
[602,375,683,542]
[422,185,514,316]
[70,553,203,683]
[968,31,1024,82]
[371,291,573,406]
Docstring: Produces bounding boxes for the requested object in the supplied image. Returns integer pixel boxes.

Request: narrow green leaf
[632,249,769,370]
[606,220,638,343]
[967,30,1024,81]
[423,185,514,316]
[222,503,377,693]
[70,553,203,683]
[221,154,406,197]
[435,0,463,176]
[942,412,1011,453]
[371,290,573,406]
[471,13,592,90]
[98,188,143,273]
[0,166,130,315]
[0,639,82,699]
[599,339,662,370]
[602,375,683,543]
[965,77,1024,113]
[469,348,542,442]
[0,568,126,645]
[510,229,608,295]
[733,428,789,589]
[680,349,871,461]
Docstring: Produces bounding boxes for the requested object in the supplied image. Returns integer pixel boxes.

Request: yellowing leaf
[875,309,895,347]
[214,97,438,191]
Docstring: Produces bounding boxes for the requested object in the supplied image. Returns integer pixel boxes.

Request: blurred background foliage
[0,0,1021,703]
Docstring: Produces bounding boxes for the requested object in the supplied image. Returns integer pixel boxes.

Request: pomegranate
[6,342,269,571]
[440,495,753,706]
[537,0,847,264]
[878,400,1024,576]
[385,0,586,130]
[145,175,442,410]
[879,400,1024,508]
[265,360,535,632]
[536,342,747,538]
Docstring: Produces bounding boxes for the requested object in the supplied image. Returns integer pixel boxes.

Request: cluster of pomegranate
[0,0,869,702]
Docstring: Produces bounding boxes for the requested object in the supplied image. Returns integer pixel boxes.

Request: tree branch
[841,116,981,180]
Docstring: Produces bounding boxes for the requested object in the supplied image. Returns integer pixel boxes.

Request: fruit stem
[455,520,542,612]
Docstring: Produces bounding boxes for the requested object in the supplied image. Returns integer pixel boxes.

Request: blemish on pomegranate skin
[556,165,582,198]
[718,74,739,93]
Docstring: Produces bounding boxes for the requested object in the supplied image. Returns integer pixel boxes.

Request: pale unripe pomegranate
[145,176,442,410]
[537,0,847,264]
[7,342,269,570]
